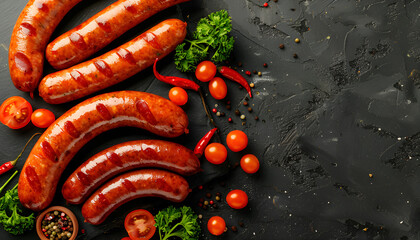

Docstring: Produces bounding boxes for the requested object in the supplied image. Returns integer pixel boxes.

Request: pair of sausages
[9,0,189,97]
[63,139,200,225]
[18,91,190,212]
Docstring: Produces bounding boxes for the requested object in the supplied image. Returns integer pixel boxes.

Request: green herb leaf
[154,206,200,240]
[174,10,235,72]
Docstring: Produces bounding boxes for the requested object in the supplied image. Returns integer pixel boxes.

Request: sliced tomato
[124,209,156,240]
[0,96,33,129]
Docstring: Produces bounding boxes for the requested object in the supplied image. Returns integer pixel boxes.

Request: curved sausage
[9,0,82,93]
[62,140,200,204]
[39,19,187,104]
[46,0,190,69]
[18,91,189,211]
[82,169,190,225]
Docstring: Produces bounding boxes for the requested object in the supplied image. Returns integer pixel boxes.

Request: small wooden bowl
[36,206,79,240]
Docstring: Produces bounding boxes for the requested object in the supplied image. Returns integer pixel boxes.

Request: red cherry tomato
[195,61,217,82]
[204,143,227,164]
[121,238,132,240]
[31,109,55,128]
[0,96,33,129]
[124,209,156,240]
[209,77,227,100]
[207,216,226,236]
[240,154,260,174]
[226,189,248,209]
[226,130,248,152]
[168,87,188,106]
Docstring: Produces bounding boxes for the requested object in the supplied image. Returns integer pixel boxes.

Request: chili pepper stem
[198,88,218,129]
[14,133,41,163]
[0,170,18,194]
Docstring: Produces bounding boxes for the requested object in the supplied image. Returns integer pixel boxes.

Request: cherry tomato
[31,109,55,128]
[209,77,227,100]
[226,130,248,152]
[168,87,188,106]
[226,189,248,209]
[0,96,33,129]
[207,216,226,236]
[124,209,156,240]
[195,61,216,82]
[240,154,260,174]
[205,143,227,164]
[121,238,132,240]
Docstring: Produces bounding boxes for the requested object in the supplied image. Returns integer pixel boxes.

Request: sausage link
[46,0,190,69]
[82,169,190,225]
[9,0,82,93]
[62,140,199,204]
[39,19,187,104]
[18,91,189,211]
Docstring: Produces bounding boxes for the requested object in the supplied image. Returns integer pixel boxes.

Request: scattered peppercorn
[369,173,373,178]
[258,72,262,76]
[226,105,231,110]
[291,8,296,11]
[245,71,251,76]
[363,228,368,232]
[240,115,246,120]
[295,38,300,43]
[209,200,214,205]
[279,44,285,49]
[228,117,233,123]
[263,63,268,68]
[238,62,243,67]
[263,2,268,7]
[243,101,248,106]
[199,198,204,203]
[245,97,249,101]
[206,193,212,198]
[242,122,246,126]
[235,110,240,116]
[212,204,218,209]
[239,222,245,227]
[204,201,209,206]
[248,107,253,112]
[224,227,228,232]
[202,205,207,210]
[226,100,231,104]
[216,112,221,117]
[215,196,221,201]
[250,83,255,88]
[216,192,221,196]
[273,0,278,2]
[212,108,217,113]
[253,70,257,74]
[198,203,203,207]
[293,53,298,58]
[198,214,203,219]
[255,116,259,120]
[198,185,203,190]
[221,112,225,117]
[231,226,238,232]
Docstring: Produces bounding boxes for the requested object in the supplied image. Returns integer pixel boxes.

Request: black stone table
[0,0,419,239]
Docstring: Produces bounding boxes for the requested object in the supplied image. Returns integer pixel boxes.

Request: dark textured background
[1,0,420,239]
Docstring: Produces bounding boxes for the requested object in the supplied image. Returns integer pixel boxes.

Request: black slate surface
[1,0,420,239]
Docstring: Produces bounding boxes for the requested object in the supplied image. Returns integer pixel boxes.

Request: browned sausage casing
[18,91,189,211]
[39,19,187,104]
[46,0,190,69]
[62,140,200,204]
[82,169,190,225]
[9,0,82,93]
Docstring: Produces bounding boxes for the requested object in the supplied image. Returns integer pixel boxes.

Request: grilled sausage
[18,91,189,211]
[62,140,200,204]
[9,0,82,93]
[39,19,187,104]
[82,169,190,225]
[46,0,190,69]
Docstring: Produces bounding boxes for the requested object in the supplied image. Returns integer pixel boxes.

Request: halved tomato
[124,209,156,240]
[0,96,33,129]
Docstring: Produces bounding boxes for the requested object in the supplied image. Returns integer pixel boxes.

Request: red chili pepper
[194,128,218,158]
[218,66,252,97]
[0,133,41,175]
[153,58,200,91]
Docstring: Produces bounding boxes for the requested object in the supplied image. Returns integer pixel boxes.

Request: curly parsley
[154,206,200,240]
[175,10,235,72]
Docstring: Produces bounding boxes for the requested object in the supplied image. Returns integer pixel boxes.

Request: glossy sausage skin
[62,140,199,204]
[82,169,190,225]
[39,19,187,104]
[46,0,190,69]
[9,0,82,93]
[18,91,189,211]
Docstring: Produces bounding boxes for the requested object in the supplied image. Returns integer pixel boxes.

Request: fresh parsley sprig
[154,206,200,240]
[175,10,235,72]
